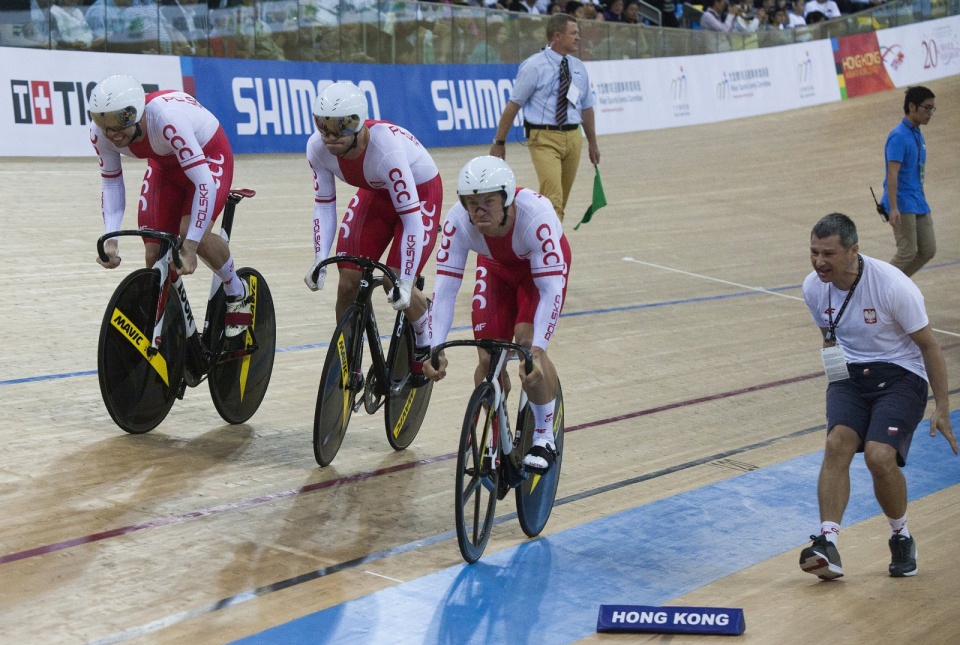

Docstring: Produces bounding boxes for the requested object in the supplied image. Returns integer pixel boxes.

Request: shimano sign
[186,57,522,153]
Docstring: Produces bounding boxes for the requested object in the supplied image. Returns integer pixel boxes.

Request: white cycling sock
[888,514,910,538]
[411,311,429,347]
[820,521,841,545]
[215,257,243,298]
[530,399,556,447]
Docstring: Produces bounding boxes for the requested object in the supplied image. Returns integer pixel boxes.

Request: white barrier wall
[875,17,960,85]
[585,40,840,134]
[0,49,182,156]
[2,15,959,157]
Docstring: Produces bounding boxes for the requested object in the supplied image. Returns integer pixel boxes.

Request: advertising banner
[833,31,895,98]
[0,47,183,156]
[184,56,525,154]
[876,15,960,86]
[585,39,839,134]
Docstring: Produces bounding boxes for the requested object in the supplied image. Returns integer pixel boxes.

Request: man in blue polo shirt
[880,86,937,277]
[489,13,601,222]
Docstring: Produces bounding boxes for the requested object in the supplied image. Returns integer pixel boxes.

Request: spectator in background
[772,7,790,28]
[546,1,565,12]
[602,0,624,21]
[0,0,34,48]
[805,9,827,22]
[734,0,760,30]
[51,0,103,49]
[788,0,807,25]
[701,0,740,30]
[580,1,604,19]
[510,0,542,13]
[161,0,209,56]
[621,0,641,22]
[231,0,287,59]
[86,0,179,54]
[804,0,840,18]
[467,13,506,63]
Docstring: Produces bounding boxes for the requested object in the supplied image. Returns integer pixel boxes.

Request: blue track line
[233,412,960,645]
[2,284,803,388]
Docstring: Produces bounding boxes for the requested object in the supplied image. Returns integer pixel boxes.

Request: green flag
[574,164,606,230]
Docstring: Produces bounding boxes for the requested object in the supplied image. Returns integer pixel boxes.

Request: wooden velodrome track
[2,76,959,644]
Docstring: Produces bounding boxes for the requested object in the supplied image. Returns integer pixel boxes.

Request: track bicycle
[432,339,565,564]
[309,256,434,467]
[96,189,276,434]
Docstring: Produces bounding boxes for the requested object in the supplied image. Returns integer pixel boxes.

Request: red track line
[0,371,823,566]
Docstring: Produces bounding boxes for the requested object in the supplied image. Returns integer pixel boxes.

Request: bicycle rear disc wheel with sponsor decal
[208,268,277,425]
[455,381,499,564]
[98,268,185,434]
[516,381,564,537]
[313,306,363,466]
[383,319,433,451]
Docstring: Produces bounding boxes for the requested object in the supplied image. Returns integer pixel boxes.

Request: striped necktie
[556,56,570,125]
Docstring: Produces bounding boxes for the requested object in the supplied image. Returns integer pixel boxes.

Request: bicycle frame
[313,255,413,399]
[96,203,260,385]
[434,340,533,477]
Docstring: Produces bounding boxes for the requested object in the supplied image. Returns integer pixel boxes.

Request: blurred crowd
[0,0,893,62]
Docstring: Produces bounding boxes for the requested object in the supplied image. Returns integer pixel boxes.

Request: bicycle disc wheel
[208,268,277,424]
[97,268,186,434]
[313,307,363,466]
[455,381,499,564]
[383,320,433,450]
[515,382,565,537]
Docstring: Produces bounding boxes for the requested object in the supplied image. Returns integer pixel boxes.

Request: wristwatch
[492,138,505,146]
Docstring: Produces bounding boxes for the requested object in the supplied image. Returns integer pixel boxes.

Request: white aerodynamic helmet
[88,74,146,131]
[312,82,369,137]
[457,156,517,208]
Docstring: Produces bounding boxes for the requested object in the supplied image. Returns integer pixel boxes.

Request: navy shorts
[825,363,928,467]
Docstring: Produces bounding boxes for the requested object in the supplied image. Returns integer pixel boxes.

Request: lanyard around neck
[825,254,863,344]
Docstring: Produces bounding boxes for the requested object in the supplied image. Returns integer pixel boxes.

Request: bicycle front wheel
[313,306,363,466]
[97,268,185,434]
[515,382,565,537]
[208,268,277,424]
[455,381,499,564]
[384,319,433,450]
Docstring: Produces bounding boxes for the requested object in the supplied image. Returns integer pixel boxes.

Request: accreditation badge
[821,345,850,382]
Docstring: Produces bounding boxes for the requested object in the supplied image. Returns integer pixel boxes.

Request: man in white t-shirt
[798,213,956,581]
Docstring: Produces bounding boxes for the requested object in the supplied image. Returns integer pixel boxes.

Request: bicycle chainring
[363,365,382,414]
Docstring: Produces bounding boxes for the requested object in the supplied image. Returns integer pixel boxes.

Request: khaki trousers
[891,213,936,277]
[527,127,582,221]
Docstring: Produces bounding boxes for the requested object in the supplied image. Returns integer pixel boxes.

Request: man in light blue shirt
[881,86,936,277]
[489,13,600,222]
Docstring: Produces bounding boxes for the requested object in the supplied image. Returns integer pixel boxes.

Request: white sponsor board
[0,47,182,156]
[877,15,960,86]
[585,39,840,135]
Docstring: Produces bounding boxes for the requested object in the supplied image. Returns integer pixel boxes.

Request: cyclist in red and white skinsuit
[89,74,251,337]
[304,82,442,376]
[425,156,570,474]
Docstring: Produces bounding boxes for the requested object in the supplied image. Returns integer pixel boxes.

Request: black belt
[525,122,579,132]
